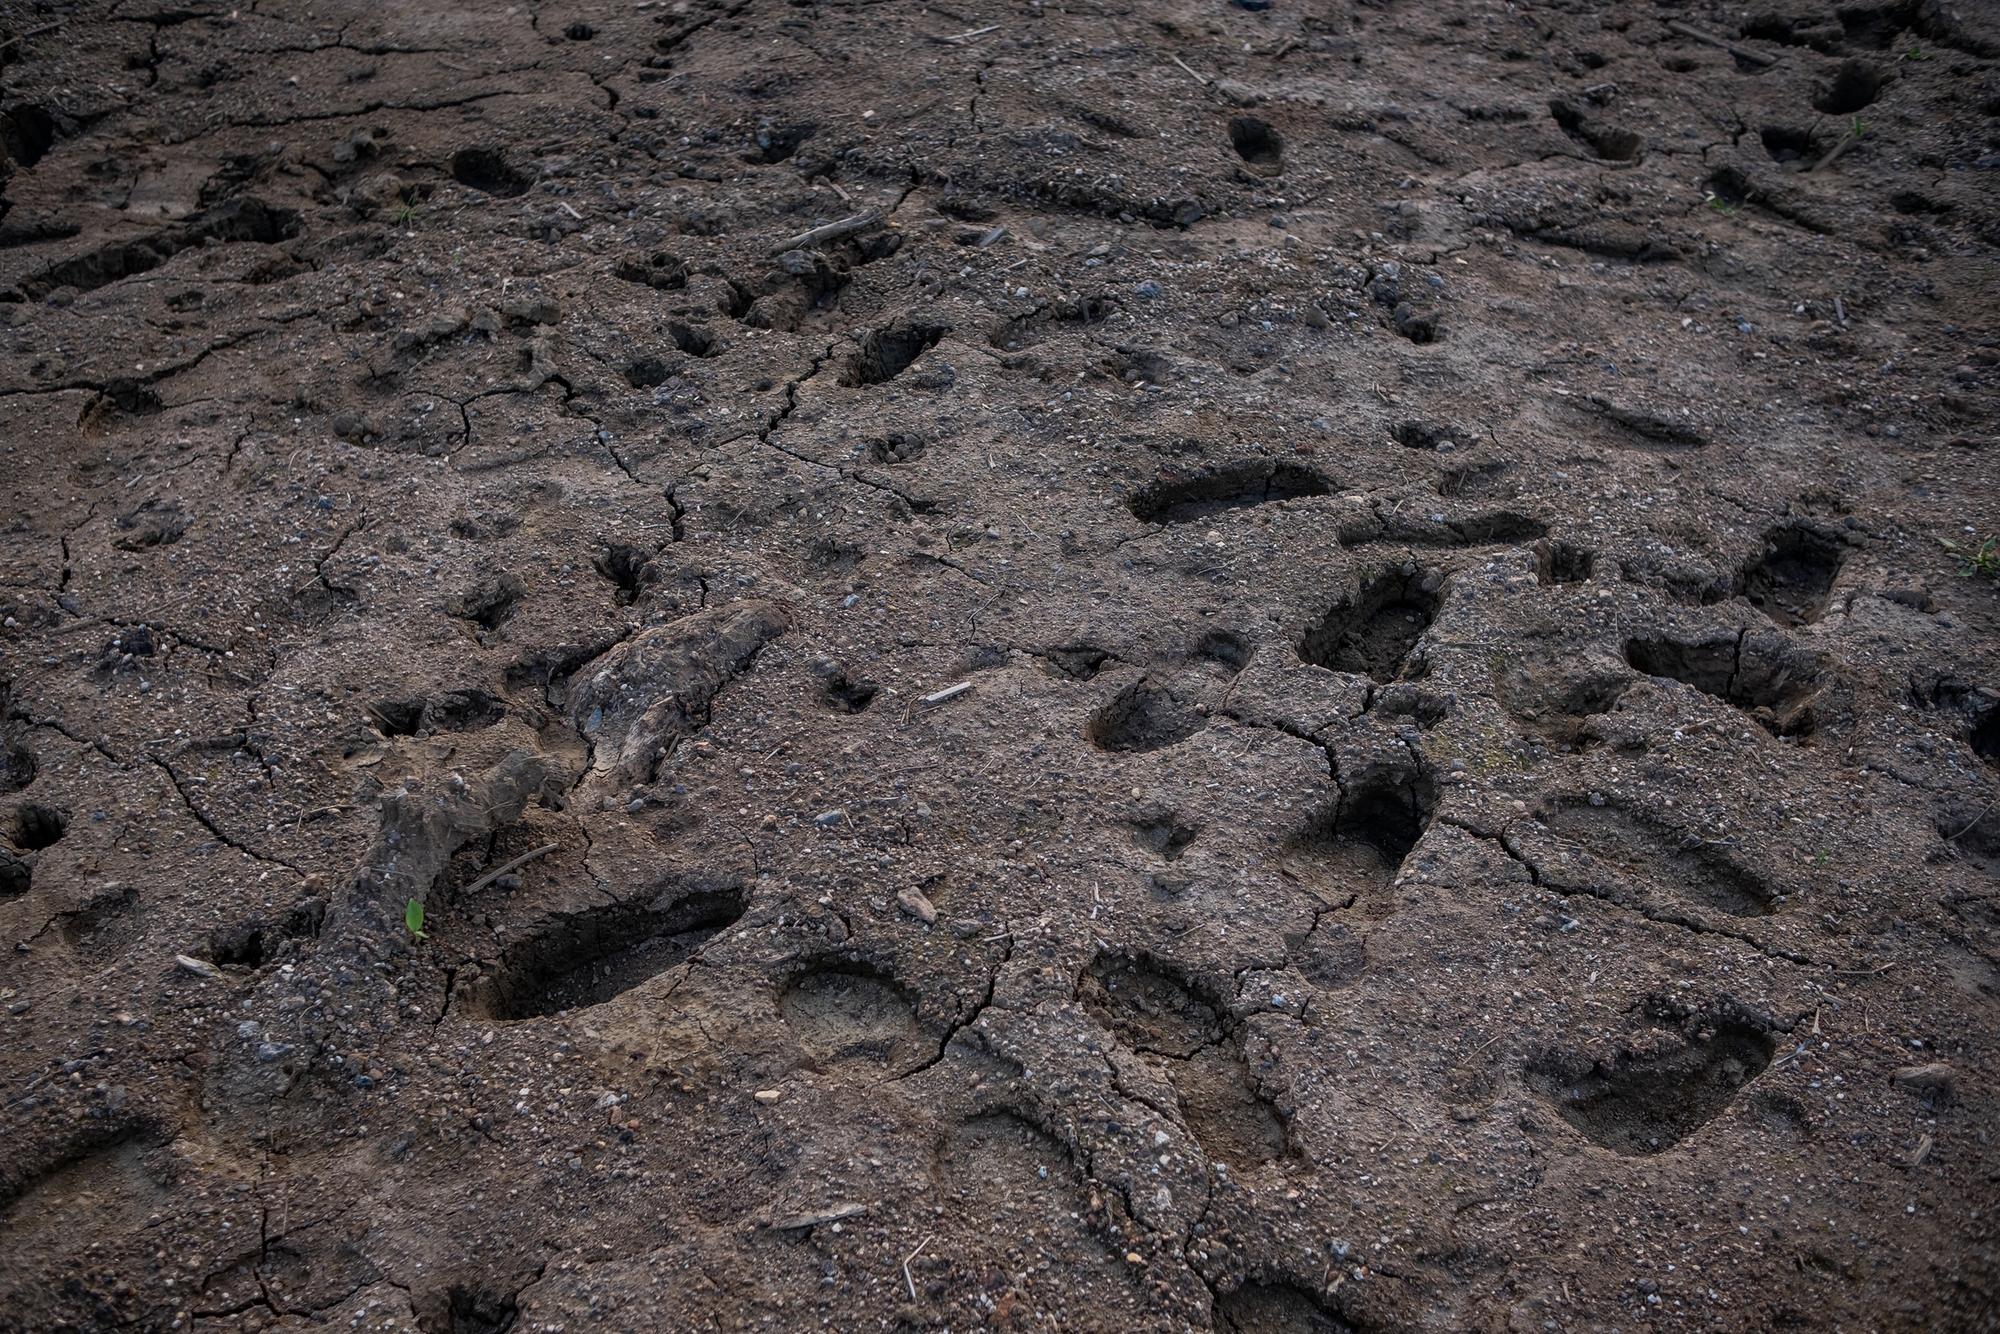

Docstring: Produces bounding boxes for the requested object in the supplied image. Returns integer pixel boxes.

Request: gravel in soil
[2,0,2000,1331]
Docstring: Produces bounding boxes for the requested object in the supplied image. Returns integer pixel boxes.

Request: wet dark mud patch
[1215,1282,1355,1333]
[1624,631,1820,738]
[1739,523,1848,628]
[365,688,506,737]
[1227,116,1285,176]
[1539,801,1776,917]
[0,846,29,898]
[430,1282,520,1334]
[1127,460,1330,525]
[1525,1022,1775,1155]
[1298,566,1442,683]
[1086,676,1204,753]
[467,883,748,1019]
[780,964,927,1077]
[450,147,531,198]
[835,318,947,386]
[1078,953,1288,1169]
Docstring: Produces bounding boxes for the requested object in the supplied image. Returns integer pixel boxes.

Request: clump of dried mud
[2,0,1999,1331]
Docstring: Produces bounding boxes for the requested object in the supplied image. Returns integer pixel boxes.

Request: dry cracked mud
[2,0,2000,1330]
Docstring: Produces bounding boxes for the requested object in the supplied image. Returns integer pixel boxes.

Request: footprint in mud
[1536,802,1774,918]
[1525,1022,1775,1155]
[1085,632,1252,753]
[939,1114,1077,1220]
[780,966,926,1077]
[1289,765,1436,901]
[1215,1283,1352,1333]
[1493,651,1634,752]
[1077,954,1287,1170]
[1624,630,1819,738]
[1299,565,1442,683]
[467,883,747,1019]
[1739,522,1849,628]
[1125,459,1329,525]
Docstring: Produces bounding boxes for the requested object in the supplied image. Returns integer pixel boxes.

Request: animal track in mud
[939,1114,1072,1215]
[1739,523,1848,628]
[14,197,301,300]
[1227,116,1285,176]
[613,250,689,291]
[112,499,188,551]
[1087,678,1204,753]
[1087,637,1246,753]
[1042,645,1115,681]
[449,147,531,199]
[365,689,505,737]
[594,541,660,605]
[449,573,526,633]
[1215,1283,1354,1333]
[780,965,926,1077]
[1437,460,1518,500]
[1353,510,1547,549]
[746,121,816,164]
[1624,632,1818,737]
[467,882,748,1019]
[1078,953,1288,1170]
[1132,810,1200,861]
[1537,801,1775,917]
[1127,460,1330,525]
[665,319,722,358]
[1549,98,1642,160]
[6,804,66,852]
[1525,1022,1775,1155]
[1293,764,1437,893]
[838,317,948,387]
[810,656,878,713]
[1813,59,1885,114]
[1298,565,1442,684]
[1495,652,1632,752]
[868,432,926,464]
[1534,540,1595,584]
[0,740,36,793]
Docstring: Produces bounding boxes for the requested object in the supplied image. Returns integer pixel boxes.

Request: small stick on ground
[0,19,66,50]
[1665,20,1778,66]
[903,1235,932,1300]
[1171,54,1214,87]
[463,842,561,895]
[1810,132,1859,173]
[771,211,882,256]
[1945,801,1995,842]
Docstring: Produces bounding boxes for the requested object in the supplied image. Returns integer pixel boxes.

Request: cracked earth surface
[2,0,2000,1330]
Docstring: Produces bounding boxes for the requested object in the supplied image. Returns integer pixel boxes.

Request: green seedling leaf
[406,897,428,939]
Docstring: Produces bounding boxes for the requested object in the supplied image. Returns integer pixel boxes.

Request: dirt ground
[2,0,2000,1328]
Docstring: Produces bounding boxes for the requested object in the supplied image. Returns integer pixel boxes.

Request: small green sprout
[1901,43,1929,61]
[1704,192,1738,217]
[1942,535,2000,579]
[394,200,418,226]
[406,897,428,939]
